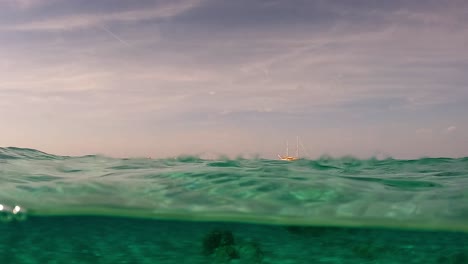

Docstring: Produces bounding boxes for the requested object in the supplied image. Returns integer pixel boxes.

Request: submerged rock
[238,241,264,263]
[202,229,264,263]
[202,229,235,255]
[213,245,239,262]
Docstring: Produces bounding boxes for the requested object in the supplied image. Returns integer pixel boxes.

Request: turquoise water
[1,147,468,263]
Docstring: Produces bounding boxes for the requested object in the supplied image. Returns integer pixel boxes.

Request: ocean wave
[1,147,468,232]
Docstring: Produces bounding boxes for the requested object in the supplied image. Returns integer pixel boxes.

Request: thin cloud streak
[2,0,57,9]
[99,25,130,46]
[1,0,203,31]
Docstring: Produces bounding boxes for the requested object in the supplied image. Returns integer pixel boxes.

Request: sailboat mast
[286,140,289,156]
[296,136,299,158]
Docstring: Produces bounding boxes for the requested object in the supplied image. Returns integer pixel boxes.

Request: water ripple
[1,147,468,231]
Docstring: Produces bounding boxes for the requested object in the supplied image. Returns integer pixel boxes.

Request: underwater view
[1,147,468,263]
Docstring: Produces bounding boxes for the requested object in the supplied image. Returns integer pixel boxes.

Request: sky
[1,0,468,159]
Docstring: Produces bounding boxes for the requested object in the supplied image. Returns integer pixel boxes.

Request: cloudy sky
[1,0,467,159]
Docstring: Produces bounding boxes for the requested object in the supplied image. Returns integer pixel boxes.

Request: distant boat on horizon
[278,136,300,161]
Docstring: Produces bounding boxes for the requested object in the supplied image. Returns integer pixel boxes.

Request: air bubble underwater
[0,204,27,223]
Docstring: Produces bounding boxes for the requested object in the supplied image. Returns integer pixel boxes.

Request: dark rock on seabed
[202,229,264,263]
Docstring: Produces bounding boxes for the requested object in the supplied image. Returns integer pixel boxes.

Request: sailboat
[278,136,299,161]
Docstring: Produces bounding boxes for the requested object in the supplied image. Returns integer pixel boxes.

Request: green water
[1,147,468,263]
[2,216,468,263]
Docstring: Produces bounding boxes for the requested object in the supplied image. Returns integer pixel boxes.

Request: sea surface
[1,147,468,263]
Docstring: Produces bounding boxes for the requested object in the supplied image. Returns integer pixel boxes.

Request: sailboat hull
[278,155,299,161]
[278,136,300,161]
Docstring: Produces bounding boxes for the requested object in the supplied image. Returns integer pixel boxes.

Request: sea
[1,147,467,263]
